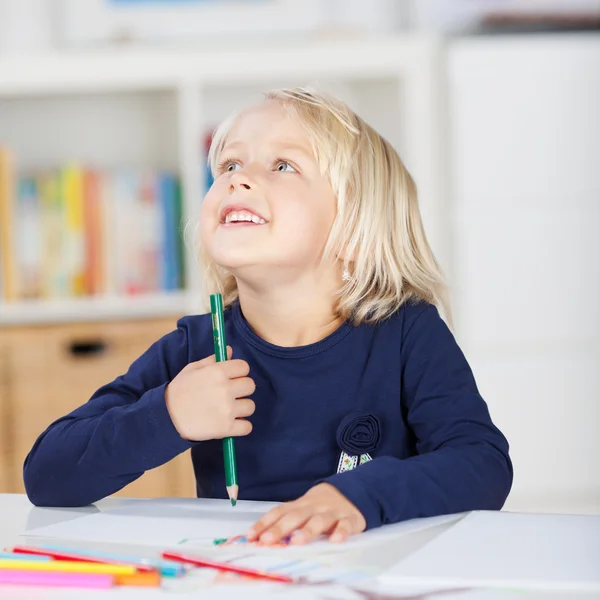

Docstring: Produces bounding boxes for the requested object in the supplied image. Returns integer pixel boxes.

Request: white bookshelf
[0,291,191,326]
[0,35,446,326]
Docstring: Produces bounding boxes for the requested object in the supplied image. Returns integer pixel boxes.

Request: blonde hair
[198,87,452,327]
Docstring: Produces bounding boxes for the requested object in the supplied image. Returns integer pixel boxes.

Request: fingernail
[246,529,255,539]
[330,533,343,543]
[261,533,273,544]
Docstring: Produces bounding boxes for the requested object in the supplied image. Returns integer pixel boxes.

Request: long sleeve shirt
[23,301,513,529]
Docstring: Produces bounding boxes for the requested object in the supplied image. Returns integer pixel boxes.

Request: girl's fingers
[291,512,337,545]
[258,508,312,545]
[190,346,233,369]
[328,517,355,543]
[229,419,252,437]
[233,398,255,418]
[230,376,256,399]
[247,505,287,540]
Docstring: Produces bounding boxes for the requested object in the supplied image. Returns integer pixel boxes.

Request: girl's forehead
[225,100,308,146]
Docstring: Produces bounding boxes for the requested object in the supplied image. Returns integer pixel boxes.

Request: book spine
[62,165,86,296]
[160,173,179,291]
[100,171,116,296]
[84,169,103,296]
[39,171,63,298]
[138,170,159,293]
[174,175,185,290]
[16,178,42,298]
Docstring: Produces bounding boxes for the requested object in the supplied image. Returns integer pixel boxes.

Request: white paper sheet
[25,498,275,547]
[378,510,600,593]
[24,497,463,556]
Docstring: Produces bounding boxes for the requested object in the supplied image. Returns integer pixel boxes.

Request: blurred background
[0,0,598,512]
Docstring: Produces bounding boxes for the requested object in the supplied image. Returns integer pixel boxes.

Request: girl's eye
[275,161,296,173]
[225,162,241,172]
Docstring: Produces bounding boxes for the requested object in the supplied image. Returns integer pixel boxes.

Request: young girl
[24,87,512,546]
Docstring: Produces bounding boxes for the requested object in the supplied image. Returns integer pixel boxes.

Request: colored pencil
[0,569,114,588]
[210,292,239,506]
[23,544,184,577]
[0,551,51,561]
[161,550,293,583]
[11,545,156,573]
[0,558,135,575]
[115,570,161,587]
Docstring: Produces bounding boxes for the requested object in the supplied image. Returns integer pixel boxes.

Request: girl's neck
[236,281,344,347]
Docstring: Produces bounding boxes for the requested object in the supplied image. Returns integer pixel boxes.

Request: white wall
[447,34,600,513]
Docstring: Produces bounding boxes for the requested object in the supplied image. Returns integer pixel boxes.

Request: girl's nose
[229,172,252,192]
[229,182,251,192]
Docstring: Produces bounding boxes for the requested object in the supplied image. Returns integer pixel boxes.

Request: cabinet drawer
[9,319,175,377]
[5,318,196,498]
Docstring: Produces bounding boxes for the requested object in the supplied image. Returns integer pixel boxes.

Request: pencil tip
[226,484,239,505]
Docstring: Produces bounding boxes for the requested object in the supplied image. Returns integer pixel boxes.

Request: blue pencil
[37,545,185,577]
[0,552,51,561]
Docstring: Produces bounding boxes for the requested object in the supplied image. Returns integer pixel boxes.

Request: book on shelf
[204,130,214,191]
[0,151,186,303]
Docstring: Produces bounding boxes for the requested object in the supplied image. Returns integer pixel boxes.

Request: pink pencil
[0,569,114,588]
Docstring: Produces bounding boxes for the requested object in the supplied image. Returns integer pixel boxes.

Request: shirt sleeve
[23,318,196,507]
[323,304,513,529]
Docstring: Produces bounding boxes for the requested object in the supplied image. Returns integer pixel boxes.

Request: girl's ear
[341,253,354,263]
[336,243,355,263]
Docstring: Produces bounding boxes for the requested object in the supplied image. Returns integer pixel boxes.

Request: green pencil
[210,293,238,507]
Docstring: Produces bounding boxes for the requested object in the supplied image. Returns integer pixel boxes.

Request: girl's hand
[165,346,256,442]
[246,483,366,545]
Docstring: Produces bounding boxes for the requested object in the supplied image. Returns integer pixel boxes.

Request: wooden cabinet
[0,318,196,499]
[0,342,12,492]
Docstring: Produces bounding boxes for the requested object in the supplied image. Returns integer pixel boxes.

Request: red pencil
[11,546,156,573]
[161,550,293,583]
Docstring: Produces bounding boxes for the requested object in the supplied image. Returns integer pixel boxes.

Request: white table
[0,494,595,599]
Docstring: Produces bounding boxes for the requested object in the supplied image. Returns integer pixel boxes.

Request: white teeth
[224,210,266,224]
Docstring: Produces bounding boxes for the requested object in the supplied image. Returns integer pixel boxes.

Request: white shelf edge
[0,291,197,326]
[0,35,440,95]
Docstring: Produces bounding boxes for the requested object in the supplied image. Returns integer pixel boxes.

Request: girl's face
[200,100,338,284]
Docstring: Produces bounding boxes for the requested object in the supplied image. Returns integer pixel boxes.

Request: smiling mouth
[221,209,267,225]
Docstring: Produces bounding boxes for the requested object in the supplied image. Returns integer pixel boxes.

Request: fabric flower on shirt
[336,411,382,456]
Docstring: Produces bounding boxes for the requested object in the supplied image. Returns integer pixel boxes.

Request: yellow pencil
[0,559,136,575]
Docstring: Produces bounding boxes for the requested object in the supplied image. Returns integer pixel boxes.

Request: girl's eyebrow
[221,140,314,160]
[276,144,315,161]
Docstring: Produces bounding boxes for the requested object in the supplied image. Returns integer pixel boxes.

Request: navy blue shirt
[24,301,512,529]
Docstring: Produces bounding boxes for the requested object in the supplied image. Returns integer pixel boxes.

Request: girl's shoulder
[175,311,213,335]
[400,299,439,330]
[376,299,437,332]
[174,311,218,360]
[373,300,449,348]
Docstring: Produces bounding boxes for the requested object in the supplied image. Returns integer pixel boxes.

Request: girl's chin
[211,257,266,274]
[209,249,257,267]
